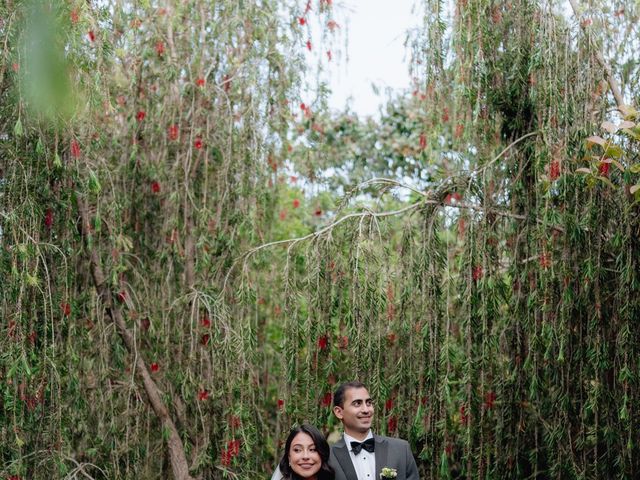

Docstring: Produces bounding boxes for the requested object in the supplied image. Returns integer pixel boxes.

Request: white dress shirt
[344,431,376,480]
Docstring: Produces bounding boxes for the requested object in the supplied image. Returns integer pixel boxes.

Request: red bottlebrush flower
[201,315,211,328]
[194,138,203,149]
[150,362,160,373]
[306,39,312,51]
[387,416,398,433]
[168,124,179,140]
[88,30,96,42]
[61,302,71,317]
[299,17,306,25]
[198,389,209,401]
[419,132,427,150]
[326,50,332,61]
[229,415,241,428]
[220,449,232,467]
[318,335,328,351]
[442,107,450,123]
[155,41,165,56]
[277,398,284,410]
[385,398,394,411]
[549,160,560,181]
[71,139,81,158]
[460,405,469,425]
[151,181,161,193]
[484,391,497,409]
[12,63,19,72]
[141,317,151,331]
[598,161,610,177]
[321,391,332,407]
[279,210,287,221]
[70,9,79,24]
[539,253,551,269]
[452,192,462,202]
[44,209,54,229]
[327,20,339,31]
[387,332,396,344]
[293,198,301,208]
[314,208,322,217]
[300,102,307,112]
[455,123,464,139]
[201,333,210,346]
[227,439,241,457]
[136,110,146,122]
[472,265,483,281]
[196,77,205,87]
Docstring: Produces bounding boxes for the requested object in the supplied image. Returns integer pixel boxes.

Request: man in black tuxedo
[329,381,419,480]
[270,381,419,480]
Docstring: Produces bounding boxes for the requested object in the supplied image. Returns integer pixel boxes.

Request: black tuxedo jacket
[329,434,419,480]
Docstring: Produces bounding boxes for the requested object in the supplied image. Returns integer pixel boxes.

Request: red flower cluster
[318,335,328,350]
[387,416,398,433]
[201,334,210,346]
[327,19,339,31]
[306,40,312,51]
[419,133,427,150]
[196,77,206,87]
[44,209,54,229]
[71,139,81,158]
[484,391,497,409]
[167,124,179,140]
[549,160,560,181]
[338,335,349,349]
[88,30,96,42]
[385,398,394,411]
[460,405,469,425]
[201,315,211,328]
[326,50,332,61]
[299,17,306,25]
[151,181,161,193]
[61,302,71,317]
[70,10,79,24]
[314,208,322,217]
[277,398,284,410]
[321,392,332,407]
[136,111,146,122]
[155,41,165,56]
[539,253,551,269]
[150,362,160,373]
[198,389,209,401]
[220,439,241,466]
[472,265,483,282]
[598,161,610,177]
[293,198,301,208]
[194,138,203,149]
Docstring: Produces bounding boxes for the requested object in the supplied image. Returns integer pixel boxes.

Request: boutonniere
[380,467,397,479]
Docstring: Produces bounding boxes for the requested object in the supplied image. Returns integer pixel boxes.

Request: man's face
[333,387,374,439]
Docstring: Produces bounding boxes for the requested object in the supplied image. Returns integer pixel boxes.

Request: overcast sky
[326,0,418,116]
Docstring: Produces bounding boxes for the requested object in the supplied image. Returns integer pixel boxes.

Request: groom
[329,381,419,480]
[271,381,419,479]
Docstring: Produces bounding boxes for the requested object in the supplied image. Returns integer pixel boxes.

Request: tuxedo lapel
[332,439,359,480]
[374,435,388,477]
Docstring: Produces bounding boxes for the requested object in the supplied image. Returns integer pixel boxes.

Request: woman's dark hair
[278,424,335,480]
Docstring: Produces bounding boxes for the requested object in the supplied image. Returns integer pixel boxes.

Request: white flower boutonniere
[380,467,398,479]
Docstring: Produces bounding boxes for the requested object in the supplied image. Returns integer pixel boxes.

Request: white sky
[326,0,418,117]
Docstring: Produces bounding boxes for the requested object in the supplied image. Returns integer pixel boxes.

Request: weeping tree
[250,0,640,479]
[0,0,341,478]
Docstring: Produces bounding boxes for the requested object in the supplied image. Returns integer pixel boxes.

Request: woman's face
[288,432,322,479]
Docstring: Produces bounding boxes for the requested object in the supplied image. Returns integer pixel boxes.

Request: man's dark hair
[333,381,367,408]
[278,424,334,480]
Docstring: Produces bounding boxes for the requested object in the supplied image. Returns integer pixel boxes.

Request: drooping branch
[568,0,625,109]
[76,196,195,480]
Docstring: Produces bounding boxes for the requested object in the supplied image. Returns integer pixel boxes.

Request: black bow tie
[350,438,375,455]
